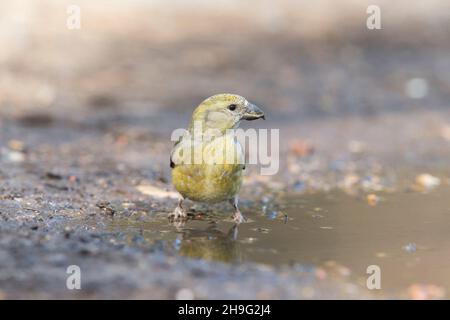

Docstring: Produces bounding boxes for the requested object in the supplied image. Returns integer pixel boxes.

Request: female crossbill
[170,94,265,223]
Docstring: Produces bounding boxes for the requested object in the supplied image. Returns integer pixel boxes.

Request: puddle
[85,185,450,297]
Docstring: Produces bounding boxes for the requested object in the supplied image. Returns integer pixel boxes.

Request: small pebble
[441,125,450,141]
[175,288,194,300]
[403,243,417,253]
[366,194,380,206]
[8,139,25,151]
[4,150,25,163]
[315,268,327,280]
[261,196,271,204]
[289,139,314,157]
[348,140,367,154]
[407,284,445,300]
[342,174,359,189]
[292,181,305,192]
[266,211,278,220]
[361,175,384,191]
[415,174,440,191]
[405,78,428,99]
[338,266,351,277]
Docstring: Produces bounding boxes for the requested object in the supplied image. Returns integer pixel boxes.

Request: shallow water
[96,185,450,297]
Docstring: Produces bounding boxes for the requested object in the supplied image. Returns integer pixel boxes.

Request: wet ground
[0,0,450,299]
[70,181,450,299]
[1,107,449,299]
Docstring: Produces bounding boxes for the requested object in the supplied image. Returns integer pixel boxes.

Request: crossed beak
[242,102,265,121]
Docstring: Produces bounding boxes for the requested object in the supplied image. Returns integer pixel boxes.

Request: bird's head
[188,93,265,133]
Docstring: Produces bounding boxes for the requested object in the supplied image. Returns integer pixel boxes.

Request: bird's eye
[228,104,237,111]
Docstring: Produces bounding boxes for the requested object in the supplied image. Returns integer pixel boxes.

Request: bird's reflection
[172,222,241,263]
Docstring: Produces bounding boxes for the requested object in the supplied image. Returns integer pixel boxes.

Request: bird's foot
[232,209,246,224]
[169,205,187,222]
[227,224,239,240]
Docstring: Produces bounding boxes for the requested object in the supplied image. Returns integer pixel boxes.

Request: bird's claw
[228,224,239,240]
[169,206,187,222]
[232,210,246,224]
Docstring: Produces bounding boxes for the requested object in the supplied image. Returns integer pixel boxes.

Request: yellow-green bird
[170,93,265,223]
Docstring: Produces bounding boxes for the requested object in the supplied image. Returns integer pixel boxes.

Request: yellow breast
[171,134,244,203]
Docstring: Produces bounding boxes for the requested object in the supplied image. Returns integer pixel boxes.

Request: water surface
[98,185,450,297]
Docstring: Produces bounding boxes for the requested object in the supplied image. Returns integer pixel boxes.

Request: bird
[170,93,265,224]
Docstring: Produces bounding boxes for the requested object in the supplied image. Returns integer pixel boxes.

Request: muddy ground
[0,1,449,299]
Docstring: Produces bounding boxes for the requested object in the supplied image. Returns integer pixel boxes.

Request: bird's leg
[169,195,187,221]
[227,223,239,241]
[230,195,245,224]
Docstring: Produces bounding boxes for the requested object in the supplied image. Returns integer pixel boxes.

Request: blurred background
[1,0,449,164]
[1,0,449,116]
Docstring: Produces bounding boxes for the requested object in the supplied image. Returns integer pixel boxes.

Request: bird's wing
[170,133,245,169]
[170,134,198,168]
[170,138,182,168]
